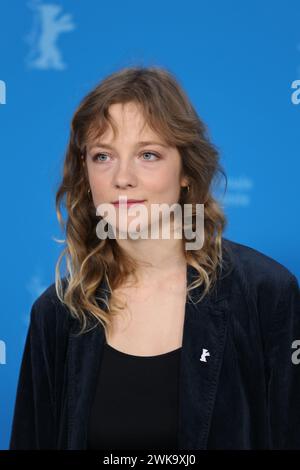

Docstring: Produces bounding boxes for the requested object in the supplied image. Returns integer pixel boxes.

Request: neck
[115,236,187,283]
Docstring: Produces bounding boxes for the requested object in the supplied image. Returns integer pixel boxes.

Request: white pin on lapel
[200,348,210,362]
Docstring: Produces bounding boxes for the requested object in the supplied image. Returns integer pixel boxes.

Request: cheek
[88,171,108,196]
[150,170,181,194]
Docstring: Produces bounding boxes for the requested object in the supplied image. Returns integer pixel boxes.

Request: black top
[87,341,182,450]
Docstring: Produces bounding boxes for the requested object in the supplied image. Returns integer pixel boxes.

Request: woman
[9,66,300,450]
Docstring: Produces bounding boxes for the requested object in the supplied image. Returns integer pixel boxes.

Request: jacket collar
[67,259,233,450]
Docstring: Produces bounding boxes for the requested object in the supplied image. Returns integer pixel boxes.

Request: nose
[112,160,138,189]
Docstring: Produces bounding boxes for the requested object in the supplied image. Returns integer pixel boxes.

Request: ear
[180,175,189,188]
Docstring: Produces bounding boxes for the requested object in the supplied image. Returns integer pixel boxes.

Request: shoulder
[29,277,73,335]
[222,236,297,284]
[221,237,299,307]
[22,280,74,390]
[220,238,300,352]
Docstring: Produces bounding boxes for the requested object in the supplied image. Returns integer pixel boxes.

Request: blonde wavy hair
[55,65,231,337]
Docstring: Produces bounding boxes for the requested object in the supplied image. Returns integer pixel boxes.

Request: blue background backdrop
[0,0,299,449]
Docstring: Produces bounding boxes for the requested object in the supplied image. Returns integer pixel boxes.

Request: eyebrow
[89,140,169,151]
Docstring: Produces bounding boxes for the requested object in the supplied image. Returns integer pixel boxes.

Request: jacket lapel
[67,262,232,450]
[177,264,232,449]
[67,309,106,449]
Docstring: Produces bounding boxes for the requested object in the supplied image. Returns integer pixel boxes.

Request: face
[84,101,189,239]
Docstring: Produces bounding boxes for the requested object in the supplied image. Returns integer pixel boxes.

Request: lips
[112,199,145,203]
[111,197,145,204]
[112,199,146,207]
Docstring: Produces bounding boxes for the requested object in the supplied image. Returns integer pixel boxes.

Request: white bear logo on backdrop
[25,0,76,70]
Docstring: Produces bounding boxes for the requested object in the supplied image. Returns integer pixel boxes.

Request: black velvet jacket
[9,238,300,450]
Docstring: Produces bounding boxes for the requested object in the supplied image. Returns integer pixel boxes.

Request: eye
[91,151,161,163]
[141,151,160,161]
[92,153,110,162]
